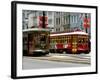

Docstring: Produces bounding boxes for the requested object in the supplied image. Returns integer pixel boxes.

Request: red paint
[56,43,63,49]
[78,44,88,51]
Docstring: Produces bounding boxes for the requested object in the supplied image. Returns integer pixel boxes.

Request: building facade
[22,10,55,32]
[22,10,91,34]
[54,12,70,32]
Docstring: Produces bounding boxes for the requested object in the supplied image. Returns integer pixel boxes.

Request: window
[39,12,43,16]
[56,18,58,25]
[56,28,60,32]
[74,16,76,23]
[72,16,74,23]
[58,18,60,25]
[76,16,77,23]
[48,19,52,24]
[71,16,73,23]
[48,12,52,15]
[33,18,37,26]
[56,18,60,25]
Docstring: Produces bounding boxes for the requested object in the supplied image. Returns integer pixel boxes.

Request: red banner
[83,18,90,28]
[39,16,48,28]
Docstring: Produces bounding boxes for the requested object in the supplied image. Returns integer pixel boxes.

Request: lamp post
[85,13,88,33]
[42,11,45,28]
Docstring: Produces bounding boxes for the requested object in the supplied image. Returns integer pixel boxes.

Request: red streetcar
[50,31,90,54]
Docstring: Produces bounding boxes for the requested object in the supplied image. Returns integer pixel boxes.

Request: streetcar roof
[50,31,88,36]
[22,28,50,32]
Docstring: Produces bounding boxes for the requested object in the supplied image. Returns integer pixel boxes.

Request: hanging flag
[38,16,48,28]
[83,18,90,28]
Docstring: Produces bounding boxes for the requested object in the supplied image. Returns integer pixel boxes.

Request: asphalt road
[22,56,90,70]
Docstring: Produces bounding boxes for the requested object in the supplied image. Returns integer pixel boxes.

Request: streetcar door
[33,32,49,50]
[72,36,78,53]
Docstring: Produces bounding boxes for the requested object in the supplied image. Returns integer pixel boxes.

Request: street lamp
[85,13,88,33]
[42,11,45,28]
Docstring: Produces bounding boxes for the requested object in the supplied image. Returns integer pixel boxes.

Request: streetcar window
[81,39,83,43]
[86,38,88,43]
[69,36,71,43]
[78,39,81,43]
[52,39,54,43]
[40,36,46,41]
